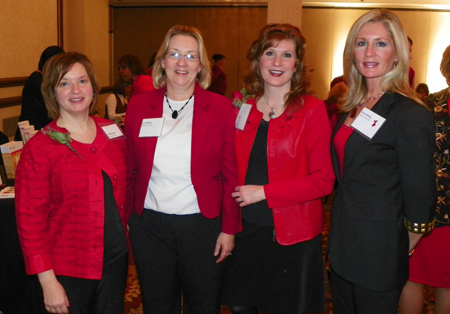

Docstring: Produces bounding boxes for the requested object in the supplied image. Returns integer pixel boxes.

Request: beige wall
[0,1,58,98]
[0,1,58,133]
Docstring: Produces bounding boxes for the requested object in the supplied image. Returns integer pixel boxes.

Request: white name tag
[101,123,125,140]
[235,103,252,130]
[351,107,386,140]
[139,118,164,137]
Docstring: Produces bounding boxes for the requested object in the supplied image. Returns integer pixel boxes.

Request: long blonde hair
[340,9,422,112]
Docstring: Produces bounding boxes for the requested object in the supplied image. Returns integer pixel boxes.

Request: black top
[242,119,274,227]
[15,71,52,140]
[102,171,128,266]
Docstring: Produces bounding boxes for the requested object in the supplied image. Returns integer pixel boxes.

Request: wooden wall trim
[0,96,22,109]
[109,1,266,7]
[0,77,28,88]
[58,0,64,47]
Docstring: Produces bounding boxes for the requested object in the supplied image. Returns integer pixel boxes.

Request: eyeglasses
[166,52,200,62]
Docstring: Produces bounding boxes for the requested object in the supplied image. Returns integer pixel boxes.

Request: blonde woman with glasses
[124,25,240,314]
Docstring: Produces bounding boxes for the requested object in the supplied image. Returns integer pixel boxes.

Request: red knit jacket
[15,117,129,279]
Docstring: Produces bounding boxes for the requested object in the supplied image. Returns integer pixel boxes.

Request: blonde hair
[340,9,422,112]
[152,25,211,89]
[41,52,99,119]
[440,44,450,81]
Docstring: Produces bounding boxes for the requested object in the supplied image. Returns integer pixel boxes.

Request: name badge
[100,123,125,140]
[351,107,386,140]
[139,118,164,137]
[235,103,252,130]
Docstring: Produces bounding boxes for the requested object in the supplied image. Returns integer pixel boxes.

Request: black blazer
[329,92,436,291]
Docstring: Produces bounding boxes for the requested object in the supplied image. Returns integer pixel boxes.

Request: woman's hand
[38,270,70,314]
[232,185,266,207]
[214,232,235,263]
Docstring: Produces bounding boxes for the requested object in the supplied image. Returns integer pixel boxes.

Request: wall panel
[149,8,196,61]
[195,8,241,96]
[113,8,152,82]
[237,7,268,90]
[302,8,334,97]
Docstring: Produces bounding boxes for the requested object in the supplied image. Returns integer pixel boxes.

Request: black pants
[32,253,128,314]
[129,210,224,314]
[330,267,401,314]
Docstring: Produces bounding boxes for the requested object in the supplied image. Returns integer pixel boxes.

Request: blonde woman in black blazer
[328,9,436,314]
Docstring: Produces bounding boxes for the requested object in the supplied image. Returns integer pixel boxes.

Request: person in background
[125,25,240,314]
[0,130,8,184]
[325,81,348,130]
[15,45,65,140]
[117,54,154,96]
[105,76,133,127]
[15,52,129,314]
[328,9,436,314]
[221,23,335,314]
[408,36,416,89]
[146,52,157,75]
[207,53,227,95]
[415,82,429,100]
[399,44,450,314]
[330,75,345,89]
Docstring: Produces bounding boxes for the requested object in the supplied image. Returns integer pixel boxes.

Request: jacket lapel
[191,84,211,167]
[335,93,396,180]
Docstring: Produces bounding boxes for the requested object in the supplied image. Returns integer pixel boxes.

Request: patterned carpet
[123,197,436,314]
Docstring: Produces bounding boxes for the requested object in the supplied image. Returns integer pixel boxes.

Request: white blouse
[144,96,200,215]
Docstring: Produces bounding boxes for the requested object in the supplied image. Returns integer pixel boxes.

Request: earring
[196,72,201,79]
[393,61,398,69]
[162,69,166,75]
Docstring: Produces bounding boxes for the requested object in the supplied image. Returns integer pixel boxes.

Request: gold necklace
[350,90,386,118]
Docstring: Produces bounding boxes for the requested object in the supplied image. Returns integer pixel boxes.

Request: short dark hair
[117,54,147,76]
[38,46,65,71]
[212,54,225,62]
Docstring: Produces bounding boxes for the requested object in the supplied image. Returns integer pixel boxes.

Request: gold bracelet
[404,218,435,234]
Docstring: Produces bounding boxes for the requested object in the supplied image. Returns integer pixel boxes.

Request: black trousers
[129,210,224,314]
[330,267,401,314]
[32,252,128,314]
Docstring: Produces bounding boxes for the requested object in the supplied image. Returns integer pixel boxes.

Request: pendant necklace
[165,92,194,119]
[350,90,386,118]
[263,94,285,119]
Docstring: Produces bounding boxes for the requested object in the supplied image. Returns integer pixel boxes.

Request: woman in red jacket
[15,52,129,314]
[221,23,335,314]
[125,25,240,314]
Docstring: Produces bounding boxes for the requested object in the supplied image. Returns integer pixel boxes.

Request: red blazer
[235,94,335,245]
[124,84,240,235]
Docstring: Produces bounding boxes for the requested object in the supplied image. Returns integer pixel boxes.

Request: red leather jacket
[235,93,335,245]
[15,117,128,279]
